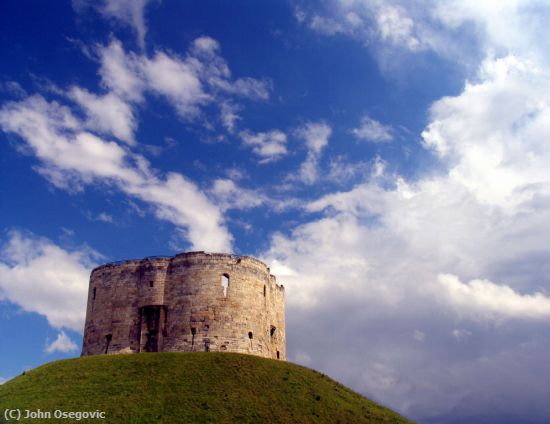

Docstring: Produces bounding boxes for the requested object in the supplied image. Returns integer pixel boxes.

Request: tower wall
[81,252,285,360]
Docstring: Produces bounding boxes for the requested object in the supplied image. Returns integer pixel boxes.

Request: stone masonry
[81,252,285,360]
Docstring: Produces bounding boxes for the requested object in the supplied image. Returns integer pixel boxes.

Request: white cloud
[1,80,27,97]
[210,179,265,212]
[96,212,114,223]
[439,274,550,320]
[96,38,270,121]
[269,259,296,277]
[97,39,145,102]
[295,121,331,154]
[192,36,220,54]
[131,173,233,252]
[99,40,209,119]
[309,15,345,36]
[142,51,209,119]
[0,95,232,252]
[85,211,114,223]
[452,328,472,341]
[297,1,542,74]
[293,121,332,184]
[0,231,97,331]
[0,35,266,253]
[262,48,550,419]
[432,0,550,63]
[412,330,426,342]
[264,165,550,419]
[376,5,420,50]
[74,0,155,49]
[0,377,8,385]
[422,54,550,207]
[326,156,371,185]
[297,2,432,56]
[69,87,136,144]
[239,129,287,163]
[45,331,79,354]
[219,102,241,133]
[190,36,271,101]
[351,114,393,142]
[230,77,271,100]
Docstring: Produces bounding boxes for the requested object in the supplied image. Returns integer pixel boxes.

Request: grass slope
[0,352,412,423]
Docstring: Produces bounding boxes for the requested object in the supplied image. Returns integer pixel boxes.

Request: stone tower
[81,251,285,360]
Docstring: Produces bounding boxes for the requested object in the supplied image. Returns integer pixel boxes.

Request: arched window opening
[270,326,276,337]
[263,285,266,297]
[149,281,154,288]
[221,274,230,298]
[104,334,112,354]
[248,331,253,339]
[92,287,96,301]
[276,351,280,359]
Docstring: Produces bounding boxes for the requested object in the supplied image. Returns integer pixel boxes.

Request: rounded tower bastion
[81,251,285,360]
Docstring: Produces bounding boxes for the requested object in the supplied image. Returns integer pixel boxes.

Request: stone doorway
[139,305,167,352]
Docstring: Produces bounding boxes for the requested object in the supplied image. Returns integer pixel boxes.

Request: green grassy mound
[0,352,412,423]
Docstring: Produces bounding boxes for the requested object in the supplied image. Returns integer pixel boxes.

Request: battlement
[82,252,285,360]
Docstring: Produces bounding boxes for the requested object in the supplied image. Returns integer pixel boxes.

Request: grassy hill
[0,352,412,423]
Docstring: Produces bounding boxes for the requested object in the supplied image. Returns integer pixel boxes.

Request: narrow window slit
[104,334,112,354]
[221,274,229,298]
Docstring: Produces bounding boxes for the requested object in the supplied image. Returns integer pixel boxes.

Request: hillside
[0,352,412,423]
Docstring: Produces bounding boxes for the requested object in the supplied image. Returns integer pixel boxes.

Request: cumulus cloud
[351,114,393,142]
[142,51,209,118]
[296,0,539,73]
[73,0,156,49]
[439,274,550,320]
[291,121,332,184]
[0,35,271,253]
[262,21,550,419]
[96,37,270,121]
[296,1,437,55]
[309,15,345,36]
[96,212,114,223]
[210,179,266,212]
[219,102,241,133]
[0,231,97,331]
[299,0,550,76]
[239,129,287,163]
[69,87,136,144]
[376,5,420,50]
[264,167,550,419]
[97,39,145,102]
[45,331,79,354]
[0,95,232,252]
[432,0,550,64]
[422,54,550,207]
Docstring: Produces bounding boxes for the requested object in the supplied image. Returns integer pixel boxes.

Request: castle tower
[81,252,285,360]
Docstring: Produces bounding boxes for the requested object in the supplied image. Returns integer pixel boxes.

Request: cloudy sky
[2,0,550,422]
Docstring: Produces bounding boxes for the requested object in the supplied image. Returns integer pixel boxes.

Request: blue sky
[2,1,550,422]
